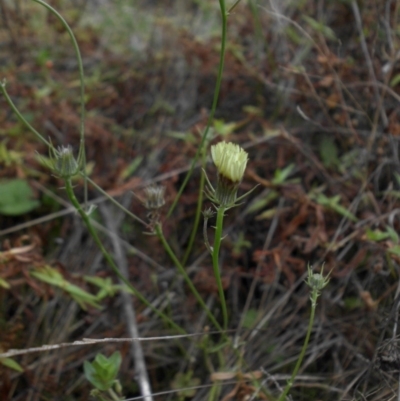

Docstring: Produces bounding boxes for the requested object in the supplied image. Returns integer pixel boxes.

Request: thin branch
[0,333,210,359]
[100,201,153,401]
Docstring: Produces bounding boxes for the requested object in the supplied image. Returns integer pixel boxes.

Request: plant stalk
[155,223,223,332]
[212,206,228,330]
[167,0,227,218]
[277,291,317,401]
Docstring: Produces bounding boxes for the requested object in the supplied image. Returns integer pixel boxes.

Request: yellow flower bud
[209,141,249,207]
[211,141,248,183]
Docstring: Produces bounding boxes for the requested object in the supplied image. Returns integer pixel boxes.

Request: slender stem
[32,0,89,206]
[182,149,207,266]
[84,175,149,228]
[277,292,317,401]
[167,0,227,218]
[63,179,185,335]
[107,388,122,401]
[32,0,85,147]
[155,223,223,332]
[212,206,228,330]
[0,81,52,148]
[228,0,243,13]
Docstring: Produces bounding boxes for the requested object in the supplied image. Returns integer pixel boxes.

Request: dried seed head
[144,185,165,210]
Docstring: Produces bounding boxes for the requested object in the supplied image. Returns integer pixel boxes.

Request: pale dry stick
[100,200,153,401]
[0,333,211,359]
[234,197,285,347]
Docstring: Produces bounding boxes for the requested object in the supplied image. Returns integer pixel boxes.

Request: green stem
[155,223,223,332]
[212,206,228,330]
[0,81,52,148]
[277,292,318,401]
[107,388,122,401]
[84,175,148,228]
[167,0,227,218]
[32,0,89,205]
[64,179,185,335]
[32,0,85,148]
[181,149,207,266]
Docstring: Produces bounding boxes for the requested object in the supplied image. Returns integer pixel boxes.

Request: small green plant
[203,141,256,329]
[277,264,330,401]
[171,371,201,401]
[311,192,358,222]
[84,352,123,401]
[31,265,102,310]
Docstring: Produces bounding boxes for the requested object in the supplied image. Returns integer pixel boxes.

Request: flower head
[305,264,330,305]
[205,141,250,208]
[211,142,248,183]
[44,145,83,179]
[142,185,166,230]
[144,185,166,210]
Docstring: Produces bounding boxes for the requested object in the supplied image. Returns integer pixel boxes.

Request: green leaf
[84,360,108,391]
[313,193,357,222]
[84,276,122,300]
[84,352,121,391]
[390,74,400,87]
[166,131,196,143]
[389,245,400,257]
[386,226,399,243]
[256,207,278,220]
[0,357,24,372]
[213,119,239,136]
[171,371,200,399]
[31,265,101,310]
[245,190,279,215]
[343,297,363,310]
[366,229,390,242]
[0,277,10,289]
[319,135,339,168]
[272,164,296,185]
[0,179,40,216]
[302,15,337,41]
[120,156,143,180]
[242,309,258,329]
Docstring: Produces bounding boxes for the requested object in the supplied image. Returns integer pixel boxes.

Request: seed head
[46,145,83,179]
[306,264,330,292]
[144,185,165,210]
